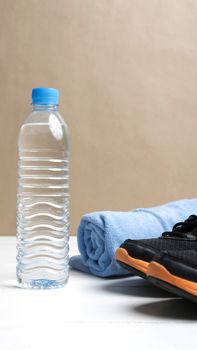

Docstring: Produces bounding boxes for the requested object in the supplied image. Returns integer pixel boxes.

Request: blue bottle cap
[32,87,59,105]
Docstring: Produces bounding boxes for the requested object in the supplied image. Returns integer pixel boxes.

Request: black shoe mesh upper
[123,237,197,251]
[151,249,197,282]
[159,249,197,266]
[121,215,197,262]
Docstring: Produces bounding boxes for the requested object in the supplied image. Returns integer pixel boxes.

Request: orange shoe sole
[115,247,149,277]
[147,261,197,297]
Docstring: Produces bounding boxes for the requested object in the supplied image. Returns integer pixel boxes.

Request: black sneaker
[115,215,197,278]
[147,249,197,303]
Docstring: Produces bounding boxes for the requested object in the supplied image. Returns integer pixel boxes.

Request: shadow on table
[133,298,197,320]
[100,276,197,320]
[1,280,24,289]
[100,276,174,298]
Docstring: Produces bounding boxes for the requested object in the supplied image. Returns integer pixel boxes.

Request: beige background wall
[0,0,197,235]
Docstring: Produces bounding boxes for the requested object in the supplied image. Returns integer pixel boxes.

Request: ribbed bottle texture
[16,101,70,288]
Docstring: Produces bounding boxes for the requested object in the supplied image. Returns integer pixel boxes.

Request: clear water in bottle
[16,88,70,288]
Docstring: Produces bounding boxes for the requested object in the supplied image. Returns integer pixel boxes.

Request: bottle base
[17,277,68,289]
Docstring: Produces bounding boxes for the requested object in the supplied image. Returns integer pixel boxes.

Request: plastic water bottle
[16,88,70,288]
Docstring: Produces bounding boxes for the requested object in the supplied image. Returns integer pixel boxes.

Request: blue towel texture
[69,199,197,277]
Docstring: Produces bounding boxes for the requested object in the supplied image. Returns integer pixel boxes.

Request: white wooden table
[0,236,196,350]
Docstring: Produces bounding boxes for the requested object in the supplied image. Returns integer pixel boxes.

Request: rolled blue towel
[69,199,197,277]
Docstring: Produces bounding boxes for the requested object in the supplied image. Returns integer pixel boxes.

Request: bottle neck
[32,104,58,112]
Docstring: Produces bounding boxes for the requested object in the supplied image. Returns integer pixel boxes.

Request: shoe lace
[162,215,197,238]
